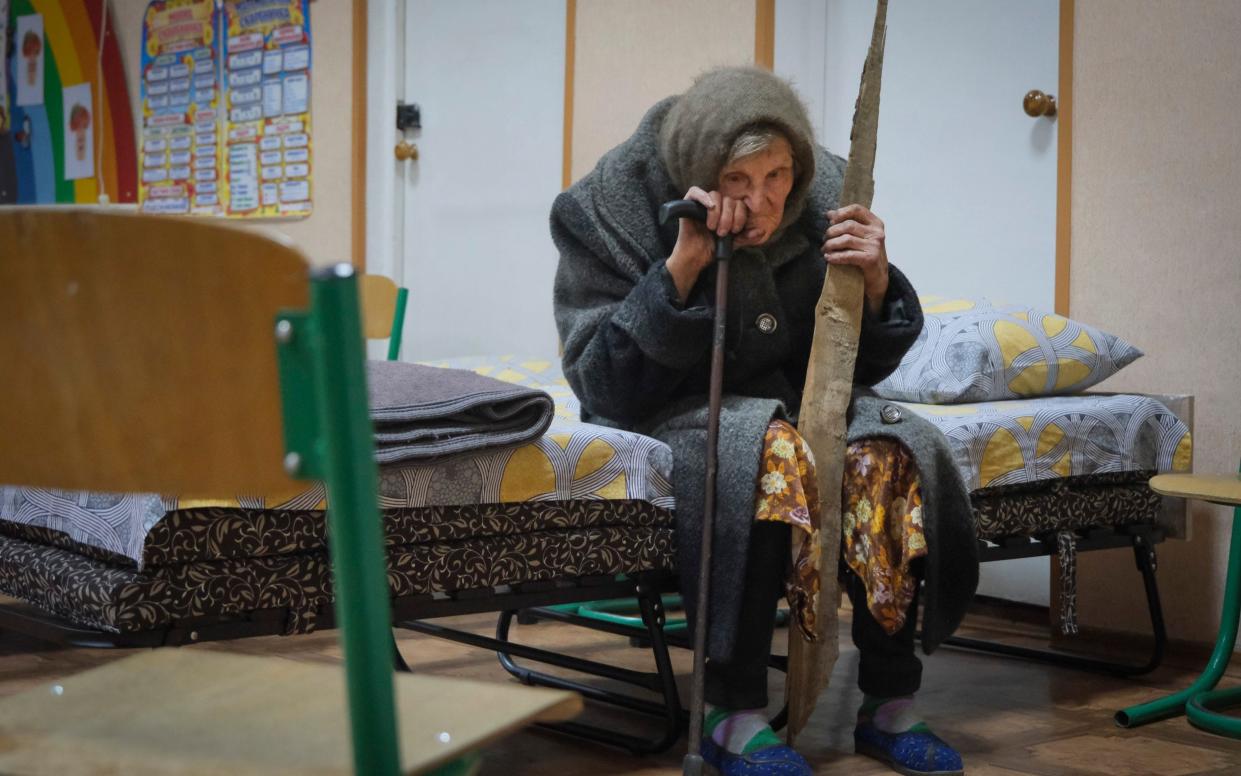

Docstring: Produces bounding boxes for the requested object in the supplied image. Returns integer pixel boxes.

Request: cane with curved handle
[658,199,733,775]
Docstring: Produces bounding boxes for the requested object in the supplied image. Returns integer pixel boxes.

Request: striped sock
[859,694,930,734]
[705,705,784,755]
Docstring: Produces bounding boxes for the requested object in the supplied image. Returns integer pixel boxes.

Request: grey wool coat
[552,79,978,663]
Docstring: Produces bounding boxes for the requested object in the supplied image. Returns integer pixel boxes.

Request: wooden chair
[0,209,578,775]
[361,273,410,360]
[1117,463,1241,738]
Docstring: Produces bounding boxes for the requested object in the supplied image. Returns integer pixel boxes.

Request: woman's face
[717,135,795,246]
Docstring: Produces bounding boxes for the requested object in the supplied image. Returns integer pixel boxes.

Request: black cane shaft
[661,197,734,774]
[685,254,729,764]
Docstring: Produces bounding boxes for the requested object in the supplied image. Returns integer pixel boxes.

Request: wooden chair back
[360,273,399,339]
[0,208,307,497]
[360,273,409,360]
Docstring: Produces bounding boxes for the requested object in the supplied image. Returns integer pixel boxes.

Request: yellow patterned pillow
[873,297,1143,403]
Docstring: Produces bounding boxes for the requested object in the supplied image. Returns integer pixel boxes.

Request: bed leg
[1132,533,1168,674]
[937,530,1166,676]
[489,584,686,754]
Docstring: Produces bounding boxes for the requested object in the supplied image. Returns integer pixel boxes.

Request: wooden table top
[1150,473,1241,507]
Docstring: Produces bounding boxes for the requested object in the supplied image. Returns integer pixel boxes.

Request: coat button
[755,313,778,334]
[881,404,903,424]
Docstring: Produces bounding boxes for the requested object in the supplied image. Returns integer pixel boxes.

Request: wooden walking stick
[785,0,889,743]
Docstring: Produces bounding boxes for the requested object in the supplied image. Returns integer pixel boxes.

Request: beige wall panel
[571,0,755,184]
[1070,1,1241,648]
[112,0,354,267]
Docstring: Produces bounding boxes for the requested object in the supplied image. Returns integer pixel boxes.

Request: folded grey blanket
[366,361,555,463]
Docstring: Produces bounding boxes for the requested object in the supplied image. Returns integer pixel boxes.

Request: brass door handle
[1023,89,1057,118]
[395,140,419,161]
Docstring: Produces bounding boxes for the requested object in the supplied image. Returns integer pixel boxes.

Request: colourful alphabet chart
[137,0,311,218]
[138,0,219,215]
[222,0,312,217]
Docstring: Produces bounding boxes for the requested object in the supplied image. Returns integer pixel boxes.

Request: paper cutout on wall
[62,81,92,179]
[14,13,43,106]
[0,0,139,204]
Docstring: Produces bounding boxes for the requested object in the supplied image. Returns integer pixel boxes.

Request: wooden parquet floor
[1,604,1238,775]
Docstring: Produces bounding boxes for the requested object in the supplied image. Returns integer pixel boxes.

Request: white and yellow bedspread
[0,354,1192,563]
[902,393,1192,491]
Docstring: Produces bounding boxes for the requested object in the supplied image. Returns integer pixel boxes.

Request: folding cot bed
[0,354,1194,754]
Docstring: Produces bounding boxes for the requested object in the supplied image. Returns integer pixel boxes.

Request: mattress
[0,354,672,567]
[0,500,677,634]
[1,500,671,569]
[901,393,1192,491]
[970,471,1163,541]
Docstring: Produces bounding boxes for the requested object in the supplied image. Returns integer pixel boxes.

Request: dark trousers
[703,522,923,710]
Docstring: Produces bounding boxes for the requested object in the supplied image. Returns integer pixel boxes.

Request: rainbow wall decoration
[1,0,138,204]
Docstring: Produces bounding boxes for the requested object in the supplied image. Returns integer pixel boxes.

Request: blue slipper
[853,720,964,776]
[700,735,812,776]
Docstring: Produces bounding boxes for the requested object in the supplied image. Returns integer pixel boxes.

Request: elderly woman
[552,67,978,776]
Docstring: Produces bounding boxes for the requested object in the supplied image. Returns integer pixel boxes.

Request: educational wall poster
[14,13,43,107]
[0,0,9,132]
[138,0,220,215]
[1,0,139,205]
[138,0,312,219]
[222,0,312,218]
[62,82,92,179]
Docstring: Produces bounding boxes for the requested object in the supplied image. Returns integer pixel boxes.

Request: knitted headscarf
[657,66,817,236]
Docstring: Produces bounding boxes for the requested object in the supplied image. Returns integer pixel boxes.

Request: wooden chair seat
[1149,473,1241,507]
[0,650,579,775]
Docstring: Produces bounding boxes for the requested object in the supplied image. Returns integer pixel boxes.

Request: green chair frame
[1116,462,1241,738]
[274,267,404,774]
[388,287,410,361]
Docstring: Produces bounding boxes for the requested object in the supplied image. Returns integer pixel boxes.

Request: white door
[776,0,1061,605]
[392,0,566,361]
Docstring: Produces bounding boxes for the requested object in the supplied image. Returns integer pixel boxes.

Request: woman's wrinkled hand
[665,186,749,303]
[822,204,890,314]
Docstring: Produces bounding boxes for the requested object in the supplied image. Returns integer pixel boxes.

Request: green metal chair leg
[387,287,409,361]
[1186,685,1241,737]
[312,268,402,775]
[1116,500,1241,729]
[427,752,483,775]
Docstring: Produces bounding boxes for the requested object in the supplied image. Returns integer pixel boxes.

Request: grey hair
[726,123,796,174]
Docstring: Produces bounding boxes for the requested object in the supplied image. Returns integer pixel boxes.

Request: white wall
[1071,0,1241,651]
[397,0,566,360]
[570,0,755,183]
